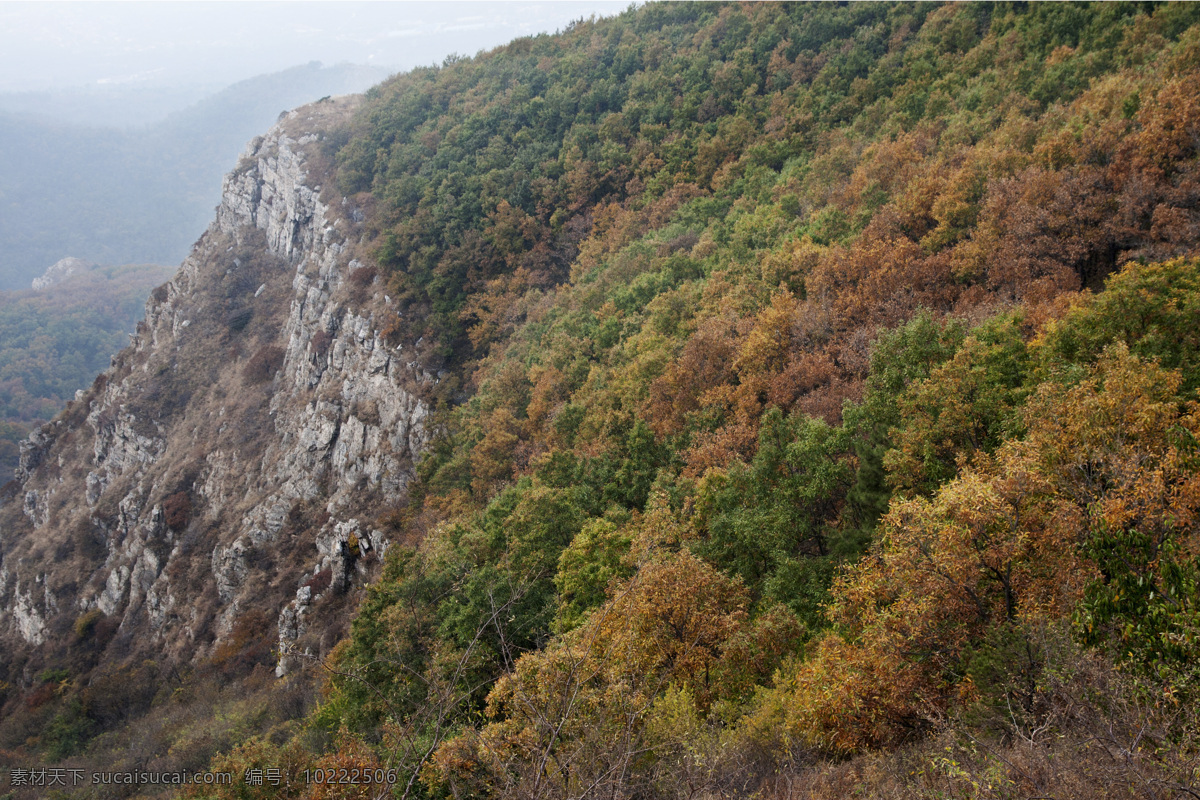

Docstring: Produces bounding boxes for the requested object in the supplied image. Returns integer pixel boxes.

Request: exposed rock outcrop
[0,95,431,681]
[32,257,98,291]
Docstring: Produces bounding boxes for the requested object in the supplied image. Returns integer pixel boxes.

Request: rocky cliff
[0,95,432,683]
[31,257,98,291]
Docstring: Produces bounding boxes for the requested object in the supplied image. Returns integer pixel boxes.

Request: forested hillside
[269,3,1200,795]
[5,2,1199,798]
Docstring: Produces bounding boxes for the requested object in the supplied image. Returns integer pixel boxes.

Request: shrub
[309,329,333,360]
[302,568,333,596]
[209,610,275,680]
[180,738,313,799]
[348,265,377,289]
[347,265,379,304]
[82,661,160,727]
[243,345,285,384]
[226,306,253,332]
[42,699,94,760]
[351,398,380,426]
[73,609,104,640]
[25,682,56,710]
[163,490,192,531]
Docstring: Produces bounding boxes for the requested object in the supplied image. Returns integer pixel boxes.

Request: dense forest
[6,2,1200,798]
[223,2,1200,795]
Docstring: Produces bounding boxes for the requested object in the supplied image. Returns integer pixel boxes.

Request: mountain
[0,259,176,479]
[1,3,1200,797]
[0,62,390,291]
[0,83,221,129]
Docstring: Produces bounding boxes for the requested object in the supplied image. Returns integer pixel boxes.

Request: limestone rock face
[32,257,97,291]
[0,96,431,679]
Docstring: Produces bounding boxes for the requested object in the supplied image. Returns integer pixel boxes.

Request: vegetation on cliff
[6,2,1200,798]
[283,3,1200,796]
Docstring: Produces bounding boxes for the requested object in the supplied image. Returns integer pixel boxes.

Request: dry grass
[763,639,1200,800]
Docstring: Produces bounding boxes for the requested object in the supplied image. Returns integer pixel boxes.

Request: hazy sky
[0,1,632,93]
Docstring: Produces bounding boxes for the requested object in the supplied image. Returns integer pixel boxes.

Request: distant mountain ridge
[0,61,389,290]
[0,83,220,129]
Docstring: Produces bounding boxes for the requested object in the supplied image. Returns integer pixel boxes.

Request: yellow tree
[758,345,1200,755]
[427,548,800,798]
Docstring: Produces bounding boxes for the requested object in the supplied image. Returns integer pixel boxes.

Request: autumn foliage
[184,2,1200,796]
[762,345,1200,754]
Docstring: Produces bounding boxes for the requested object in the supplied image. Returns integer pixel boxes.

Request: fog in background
[0,1,629,287]
[0,2,630,94]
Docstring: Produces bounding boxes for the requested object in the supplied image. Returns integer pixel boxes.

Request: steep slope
[2,3,1200,796]
[0,261,177,478]
[0,96,430,686]
[299,3,1200,796]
